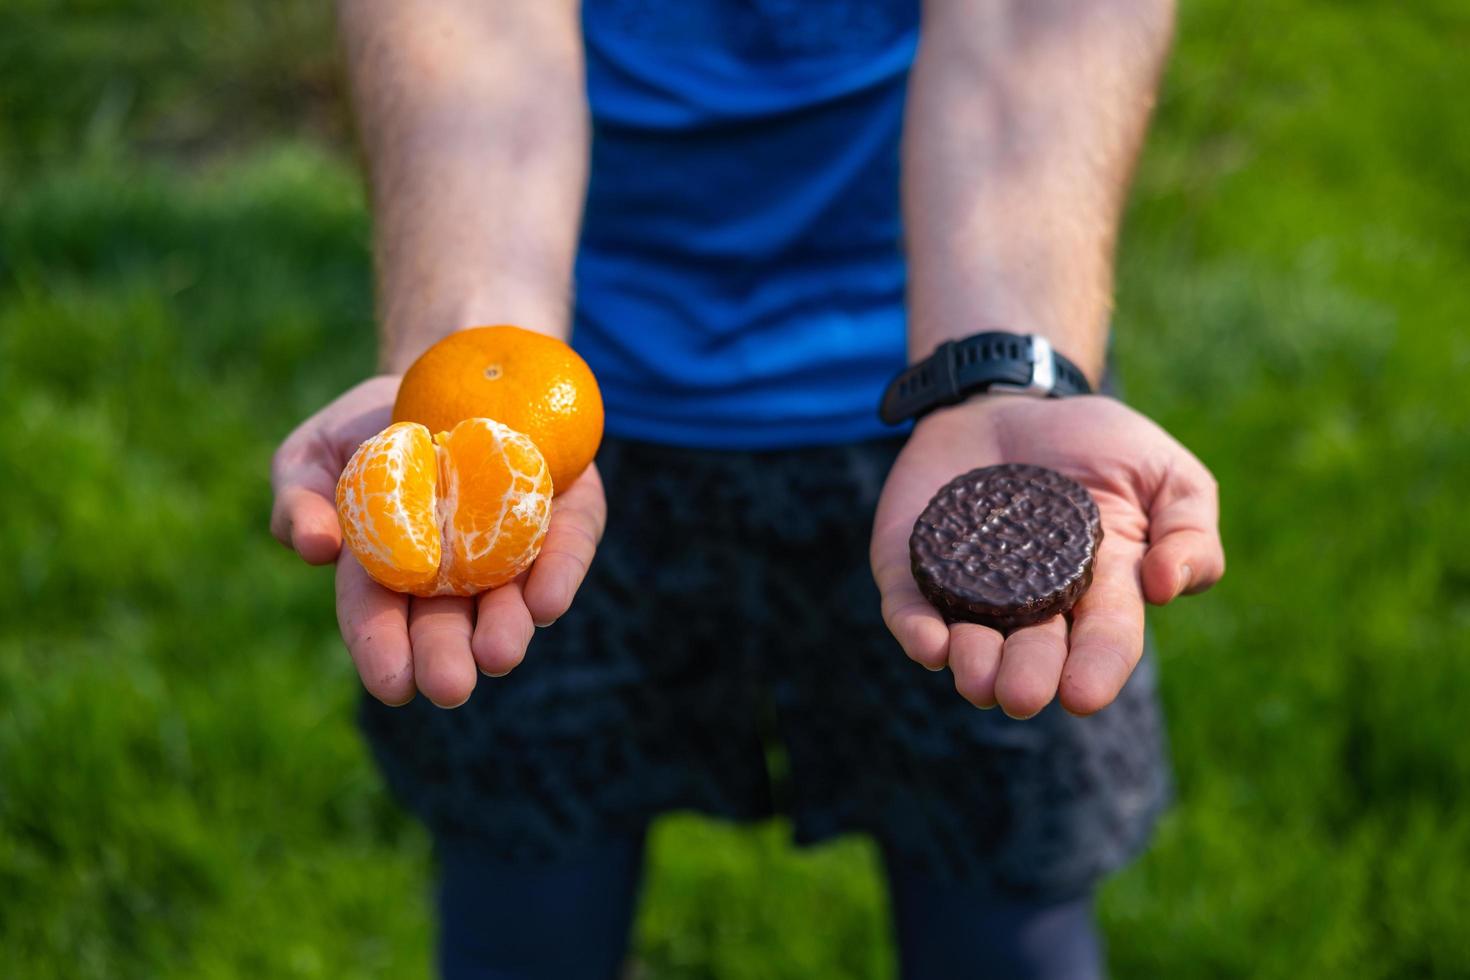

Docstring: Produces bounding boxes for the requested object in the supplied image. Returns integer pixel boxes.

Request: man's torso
[574,0,920,448]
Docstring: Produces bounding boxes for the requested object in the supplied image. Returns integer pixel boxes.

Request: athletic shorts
[360,435,1170,899]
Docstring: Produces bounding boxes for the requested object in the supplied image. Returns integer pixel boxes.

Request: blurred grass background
[2,0,1468,976]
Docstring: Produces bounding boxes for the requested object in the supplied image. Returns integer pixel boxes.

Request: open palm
[270,376,605,708]
[871,395,1224,718]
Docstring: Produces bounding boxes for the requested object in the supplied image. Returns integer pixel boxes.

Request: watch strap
[878,332,1093,425]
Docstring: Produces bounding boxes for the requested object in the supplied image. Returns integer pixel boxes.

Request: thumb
[1140,454,1224,604]
[271,445,345,566]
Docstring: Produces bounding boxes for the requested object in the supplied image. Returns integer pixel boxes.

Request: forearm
[903,0,1173,384]
[338,0,588,372]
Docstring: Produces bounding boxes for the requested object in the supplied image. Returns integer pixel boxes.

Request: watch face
[985,334,1053,397]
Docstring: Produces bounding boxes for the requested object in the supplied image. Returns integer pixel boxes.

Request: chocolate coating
[910,464,1103,632]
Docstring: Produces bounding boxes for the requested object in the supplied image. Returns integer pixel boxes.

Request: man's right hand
[270,376,606,708]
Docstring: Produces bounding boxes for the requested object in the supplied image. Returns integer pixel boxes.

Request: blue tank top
[573,1,919,449]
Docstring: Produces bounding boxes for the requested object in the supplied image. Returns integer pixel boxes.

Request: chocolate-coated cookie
[910,464,1103,632]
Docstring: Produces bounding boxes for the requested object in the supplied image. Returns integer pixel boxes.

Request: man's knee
[435,831,647,980]
[884,855,1104,980]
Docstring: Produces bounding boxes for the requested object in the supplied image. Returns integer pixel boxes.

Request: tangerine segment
[335,418,553,597]
[434,418,552,595]
[335,421,441,595]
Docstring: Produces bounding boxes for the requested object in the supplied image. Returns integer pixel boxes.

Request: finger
[1142,458,1224,604]
[993,616,1068,720]
[271,485,342,565]
[335,551,415,706]
[473,579,537,677]
[409,596,479,709]
[1059,538,1147,716]
[949,622,1005,709]
[525,465,606,627]
[874,556,951,670]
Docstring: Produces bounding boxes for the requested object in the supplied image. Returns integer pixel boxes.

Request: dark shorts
[361,436,1170,899]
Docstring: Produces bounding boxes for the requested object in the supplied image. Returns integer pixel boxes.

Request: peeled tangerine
[336,418,553,596]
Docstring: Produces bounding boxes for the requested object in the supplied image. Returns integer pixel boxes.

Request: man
[271,1,1224,976]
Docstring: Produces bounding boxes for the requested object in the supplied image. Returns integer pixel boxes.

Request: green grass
[3,1,1469,976]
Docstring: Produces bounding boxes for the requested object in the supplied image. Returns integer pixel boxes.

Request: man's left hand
[871,395,1224,718]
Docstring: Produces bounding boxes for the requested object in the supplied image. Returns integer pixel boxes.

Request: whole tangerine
[392,325,603,494]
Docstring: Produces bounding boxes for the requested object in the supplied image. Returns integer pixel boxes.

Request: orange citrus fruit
[336,418,553,596]
[392,325,603,494]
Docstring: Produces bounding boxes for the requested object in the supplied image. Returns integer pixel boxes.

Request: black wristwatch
[879,331,1093,425]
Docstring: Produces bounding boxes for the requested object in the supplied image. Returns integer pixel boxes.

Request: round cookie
[909,464,1103,632]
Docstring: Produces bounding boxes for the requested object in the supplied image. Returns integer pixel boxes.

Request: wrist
[911,389,1006,431]
[377,293,571,374]
[906,296,1109,388]
[907,329,1104,391]
[880,330,1095,426]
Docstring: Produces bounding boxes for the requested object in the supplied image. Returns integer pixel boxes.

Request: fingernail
[1175,564,1193,599]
